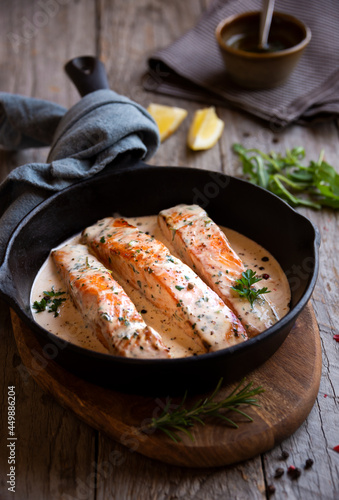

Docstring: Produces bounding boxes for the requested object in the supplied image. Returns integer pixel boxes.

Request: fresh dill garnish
[231,269,270,307]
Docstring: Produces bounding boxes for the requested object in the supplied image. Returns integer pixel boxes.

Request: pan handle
[64,56,110,96]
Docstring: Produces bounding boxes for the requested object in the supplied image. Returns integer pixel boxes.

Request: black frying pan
[0,57,320,395]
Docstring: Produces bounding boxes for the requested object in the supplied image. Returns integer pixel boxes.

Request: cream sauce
[30,215,291,358]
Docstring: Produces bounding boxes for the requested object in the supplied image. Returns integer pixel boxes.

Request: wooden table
[0,1,338,498]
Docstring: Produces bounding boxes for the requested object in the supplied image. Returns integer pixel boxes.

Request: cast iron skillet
[0,58,320,395]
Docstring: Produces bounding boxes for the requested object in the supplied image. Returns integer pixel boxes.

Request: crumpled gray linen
[0,89,160,262]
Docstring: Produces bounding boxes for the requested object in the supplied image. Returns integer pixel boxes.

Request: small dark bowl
[215,11,311,89]
[0,162,320,395]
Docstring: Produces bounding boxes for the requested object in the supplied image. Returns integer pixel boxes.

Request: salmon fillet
[52,243,170,358]
[158,204,278,336]
[81,218,247,352]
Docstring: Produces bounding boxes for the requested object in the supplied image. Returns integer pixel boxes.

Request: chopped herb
[100,236,106,244]
[101,312,112,322]
[175,285,184,291]
[130,264,140,274]
[32,287,66,317]
[118,316,130,326]
[32,297,48,313]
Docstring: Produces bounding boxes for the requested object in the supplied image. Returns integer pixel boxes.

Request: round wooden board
[11,302,321,468]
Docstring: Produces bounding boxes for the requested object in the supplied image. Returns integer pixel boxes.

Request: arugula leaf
[231,269,270,307]
[233,144,339,209]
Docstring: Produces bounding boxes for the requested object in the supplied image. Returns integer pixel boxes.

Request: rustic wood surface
[0,0,338,499]
[10,303,322,469]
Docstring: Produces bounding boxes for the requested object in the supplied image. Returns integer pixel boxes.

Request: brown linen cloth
[144,0,339,127]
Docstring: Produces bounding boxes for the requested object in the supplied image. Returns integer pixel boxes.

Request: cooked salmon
[158,204,279,336]
[81,217,247,352]
[52,243,170,358]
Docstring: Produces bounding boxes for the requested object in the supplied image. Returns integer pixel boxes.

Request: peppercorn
[274,467,284,478]
[287,466,301,479]
[280,450,289,460]
[305,458,314,469]
[267,484,276,496]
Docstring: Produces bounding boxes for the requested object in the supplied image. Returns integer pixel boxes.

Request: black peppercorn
[305,458,314,469]
[274,467,284,478]
[280,450,289,460]
[267,484,276,496]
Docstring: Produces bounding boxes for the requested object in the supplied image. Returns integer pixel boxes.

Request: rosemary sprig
[143,378,264,443]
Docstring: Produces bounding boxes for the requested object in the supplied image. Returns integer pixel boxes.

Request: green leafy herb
[142,378,264,443]
[32,287,66,317]
[233,143,339,209]
[32,297,48,313]
[231,269,270,307]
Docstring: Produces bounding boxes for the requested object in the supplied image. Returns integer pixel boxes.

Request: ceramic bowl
[215,11,311,89]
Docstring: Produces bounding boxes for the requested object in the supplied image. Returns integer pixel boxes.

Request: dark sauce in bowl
[227,33,294,53]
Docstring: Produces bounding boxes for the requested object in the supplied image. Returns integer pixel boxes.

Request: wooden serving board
[11,302,321,468]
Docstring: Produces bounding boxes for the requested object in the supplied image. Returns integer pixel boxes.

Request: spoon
[258,0,275,50]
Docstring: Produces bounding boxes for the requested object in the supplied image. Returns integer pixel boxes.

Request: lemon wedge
[147,103,188,142]
[187,107,224,151]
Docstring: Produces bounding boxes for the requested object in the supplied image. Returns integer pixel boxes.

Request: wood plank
[218,111,339,498]
[93,0,338,497]
[0,0,338,497]
[0,1,98,499]
[96,444,266,500]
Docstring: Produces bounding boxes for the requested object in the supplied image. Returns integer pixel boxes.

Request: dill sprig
[143,378,265,443]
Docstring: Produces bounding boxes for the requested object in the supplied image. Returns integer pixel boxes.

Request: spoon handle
[259,0,275,49]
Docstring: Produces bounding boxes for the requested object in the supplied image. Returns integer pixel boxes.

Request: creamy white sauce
[30,215,291,358]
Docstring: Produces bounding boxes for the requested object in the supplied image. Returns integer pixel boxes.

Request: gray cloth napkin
[144,0,339,127]
[0,90,160,262]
